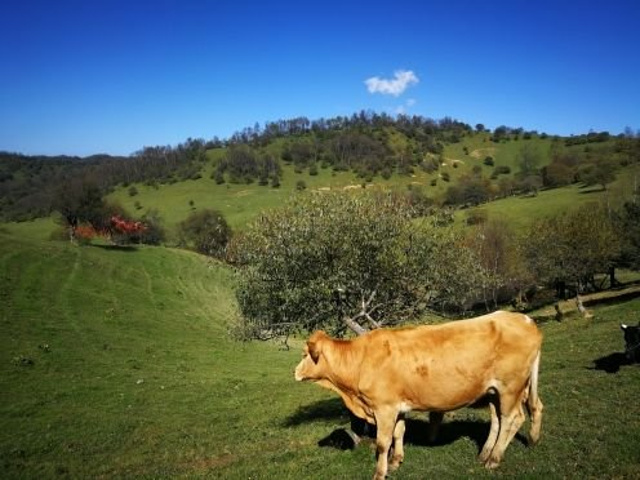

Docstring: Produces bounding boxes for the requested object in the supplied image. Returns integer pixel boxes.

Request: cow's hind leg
[373,408,398,480]
[478,398,500,463]
[526,351,543,446]
[484,389,527,469]
[526,395,543,446]
[389,414,406,471]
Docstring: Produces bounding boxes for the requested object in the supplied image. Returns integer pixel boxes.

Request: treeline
[0,138,208,221]
[228,111,472,146]
[215,112,474,185]
[2,111,639,221]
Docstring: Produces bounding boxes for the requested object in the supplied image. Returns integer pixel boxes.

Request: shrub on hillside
[179,209,232,258]
[490,165,511,179]
[137,209,166,245]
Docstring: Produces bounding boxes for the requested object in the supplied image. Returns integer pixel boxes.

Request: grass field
[1,223,639,478]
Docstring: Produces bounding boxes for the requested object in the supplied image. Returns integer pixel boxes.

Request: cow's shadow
[589,352,630,374]
[286,398,527,452]
[284,398,351,427]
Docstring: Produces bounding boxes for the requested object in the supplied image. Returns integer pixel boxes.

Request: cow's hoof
[389,455,403,471]
[484,457,501,470]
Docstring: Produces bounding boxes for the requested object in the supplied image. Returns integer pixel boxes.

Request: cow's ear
[308,340,321,363]
[307,331,327,363]
[621,324,628,331]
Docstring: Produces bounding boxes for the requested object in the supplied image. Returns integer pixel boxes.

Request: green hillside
[106,132,637,237]
[1,224,639,478]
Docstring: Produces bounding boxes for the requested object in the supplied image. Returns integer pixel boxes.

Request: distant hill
[1,112,638,234]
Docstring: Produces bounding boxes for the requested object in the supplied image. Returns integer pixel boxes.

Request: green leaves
[233,191,482,338]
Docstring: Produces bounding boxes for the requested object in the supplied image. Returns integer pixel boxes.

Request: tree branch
[342,315,369,336]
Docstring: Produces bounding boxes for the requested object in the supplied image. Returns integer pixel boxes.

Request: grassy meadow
[2,221,640,478]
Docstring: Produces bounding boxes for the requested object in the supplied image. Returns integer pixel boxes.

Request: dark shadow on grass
[318,428,361,450]
[317,418,527,452]
[589,352,630,373]
[91,244,139,252]
[289,399,528,454]
[284,398,351,427]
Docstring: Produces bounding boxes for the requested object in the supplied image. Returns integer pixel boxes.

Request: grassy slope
[108,135,638,238]
[1,223,639,478]
[462,162,640,228]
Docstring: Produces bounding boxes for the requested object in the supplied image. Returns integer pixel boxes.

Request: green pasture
[461,162,640,229]
[1,223,639,478]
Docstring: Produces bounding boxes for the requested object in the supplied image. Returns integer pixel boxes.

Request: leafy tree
[579,162,617,190]
[467,219,533,309]
[541,158,576,188]
[232,191,482,339]
[179,209,232,258]
[444,175,494,206]
[491,126,510,142]
[52,177,106,242]
[518,175,543,196]
[517,144,543,178]
[524,203,621,297]
[617,201,640,270]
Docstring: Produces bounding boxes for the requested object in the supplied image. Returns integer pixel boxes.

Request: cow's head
[621,322,640,363]
[294,330,329,381]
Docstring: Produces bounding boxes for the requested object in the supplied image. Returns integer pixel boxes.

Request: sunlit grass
[1,227,638,478]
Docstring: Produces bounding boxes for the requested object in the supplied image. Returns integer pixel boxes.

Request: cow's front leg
[389,414,406,471]
[373,409,398,480]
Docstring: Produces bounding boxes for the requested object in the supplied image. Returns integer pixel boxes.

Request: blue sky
[1,0,639,156]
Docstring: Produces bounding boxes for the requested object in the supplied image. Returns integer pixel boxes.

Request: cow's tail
[526,349,543,446]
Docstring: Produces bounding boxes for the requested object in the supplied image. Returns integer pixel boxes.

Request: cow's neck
[322,338,363,391]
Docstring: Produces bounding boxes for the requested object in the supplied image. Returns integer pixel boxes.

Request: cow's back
[354,311,541,412]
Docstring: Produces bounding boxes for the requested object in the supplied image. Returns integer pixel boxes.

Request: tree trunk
[609,266,618,288]
[554,303,563,322]
[68,225,77,243]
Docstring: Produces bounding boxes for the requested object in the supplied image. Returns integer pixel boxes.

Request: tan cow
[294,311,543,480]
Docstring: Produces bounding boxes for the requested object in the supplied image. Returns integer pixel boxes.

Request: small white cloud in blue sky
[365,70,419,97]
[395,98,417,115]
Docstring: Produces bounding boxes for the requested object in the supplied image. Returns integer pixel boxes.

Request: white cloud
[365,70,419,97]
[394,98,417,115]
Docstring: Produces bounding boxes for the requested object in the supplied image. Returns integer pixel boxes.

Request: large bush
[179,209,232,258]
[231,191,483,339]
